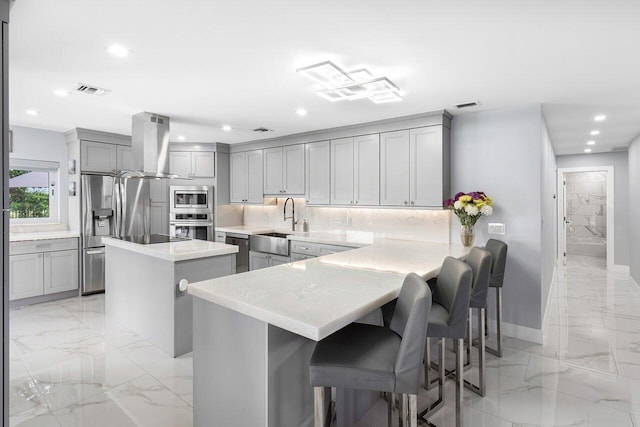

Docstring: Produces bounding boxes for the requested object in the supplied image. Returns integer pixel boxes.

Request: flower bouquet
[444,191,493,247]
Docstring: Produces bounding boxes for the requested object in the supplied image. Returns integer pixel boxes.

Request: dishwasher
[225,233,249,273]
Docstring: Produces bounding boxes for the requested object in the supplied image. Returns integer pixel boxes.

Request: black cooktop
[114,234,190,245]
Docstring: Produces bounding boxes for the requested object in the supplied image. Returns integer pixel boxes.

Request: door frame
[556,166,615,270]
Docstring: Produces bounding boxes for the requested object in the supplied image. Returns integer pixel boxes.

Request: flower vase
[460,225,475,247]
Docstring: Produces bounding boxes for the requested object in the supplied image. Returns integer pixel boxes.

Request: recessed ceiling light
[53,89,69,97]
[106,44,130,58]
[587,140,596,145]
[222,125,232,132]
[25,109,38,115]
[296,108,307,116]
[594,115,606,121]
[584,148,592,153]
[590,130,600,135]
[177,135,186,141]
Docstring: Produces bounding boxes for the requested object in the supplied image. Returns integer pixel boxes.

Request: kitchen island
[104,236,237,357]
[188,239,468,427]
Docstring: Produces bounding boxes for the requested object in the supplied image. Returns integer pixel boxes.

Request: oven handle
[169,222,214,227]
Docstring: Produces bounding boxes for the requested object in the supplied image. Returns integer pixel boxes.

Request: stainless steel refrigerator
[81,174,150,295]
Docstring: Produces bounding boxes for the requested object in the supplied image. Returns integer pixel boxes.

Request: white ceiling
[8,0,640,154]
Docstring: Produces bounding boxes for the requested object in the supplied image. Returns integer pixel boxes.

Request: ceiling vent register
[297,60,402,104]
[75,83,111,96]
[253,127,273,132]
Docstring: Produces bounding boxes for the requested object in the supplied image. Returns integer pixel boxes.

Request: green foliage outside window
[9,169,50,219]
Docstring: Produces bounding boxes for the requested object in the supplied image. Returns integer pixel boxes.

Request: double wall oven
[169,185,214,241]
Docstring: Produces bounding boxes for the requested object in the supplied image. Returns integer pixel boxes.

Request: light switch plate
[488,223,506,235]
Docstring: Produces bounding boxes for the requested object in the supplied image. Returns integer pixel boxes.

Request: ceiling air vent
[75,83,111,96]
[253,127,273,133]
[455,101,479,109]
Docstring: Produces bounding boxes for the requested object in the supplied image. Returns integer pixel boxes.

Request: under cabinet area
[249,250,290,270]
[230,150,263,204]
[9,238,79,302]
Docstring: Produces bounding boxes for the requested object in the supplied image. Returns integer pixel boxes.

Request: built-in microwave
[170,185,213,212]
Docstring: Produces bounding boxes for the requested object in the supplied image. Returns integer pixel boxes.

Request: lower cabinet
[9,238,79,301]
[289,241,356,260]
[249,251,290,271]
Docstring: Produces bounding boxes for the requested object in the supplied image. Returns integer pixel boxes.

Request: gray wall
[540,115,557,318]
[556,151,630,266]
[451,104,544,330]
[629,135,640,284]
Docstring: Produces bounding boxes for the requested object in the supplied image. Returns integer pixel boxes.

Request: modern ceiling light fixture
[590,130,600,135]
[594,114,606,121]
[297,60,402,104]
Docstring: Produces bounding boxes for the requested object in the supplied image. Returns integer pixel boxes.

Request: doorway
[557,166,614,269]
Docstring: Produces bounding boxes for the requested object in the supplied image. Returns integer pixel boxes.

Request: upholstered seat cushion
[309,323,401,392]
[426,302,450,337]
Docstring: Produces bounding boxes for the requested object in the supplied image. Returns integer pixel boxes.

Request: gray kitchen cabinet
[380,129,411,206]
[249,251,290,270]
[150,203,168,234]
[230,150,263,204]
[9,253,44,300]
[330,134,379,206]
[289,240,357,259]
[81,141,118,174]
[305,140,330,205]
[215,231,226,243]
[263,144,304,195]
[116,145,134,172]
[170,151,215,178]
[290,252,315,262]
[44,250,79,295]
[9,238,79,301]
[150,179,168,203]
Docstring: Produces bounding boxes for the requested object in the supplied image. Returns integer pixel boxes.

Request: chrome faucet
[283,198,297,231]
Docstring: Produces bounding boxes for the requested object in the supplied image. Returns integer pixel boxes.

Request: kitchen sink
[249,232,291,256]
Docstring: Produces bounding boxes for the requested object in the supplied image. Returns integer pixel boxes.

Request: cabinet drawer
[290,241,318,256]
[215,231,226,243]
[291,253,315,262]
[317,243,356,256]
[10,238,78,255]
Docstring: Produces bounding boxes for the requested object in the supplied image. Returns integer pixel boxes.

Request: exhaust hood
[118,112,181,179]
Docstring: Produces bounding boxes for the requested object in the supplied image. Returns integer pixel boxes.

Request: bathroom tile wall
[565,171,606,238]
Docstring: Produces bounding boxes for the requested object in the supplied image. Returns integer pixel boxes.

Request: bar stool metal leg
[420,338,445,420]
[486,288,503,357]
[455,338,464,427]
[463,307,486,396]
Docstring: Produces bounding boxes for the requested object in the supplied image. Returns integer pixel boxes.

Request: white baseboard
[631,275,639,289]
[542,266,557,326]
[487,318,543,345]
[612,264,630,273]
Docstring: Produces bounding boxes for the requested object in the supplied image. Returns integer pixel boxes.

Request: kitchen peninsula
[188,239,468,427]
[104,235,238,357]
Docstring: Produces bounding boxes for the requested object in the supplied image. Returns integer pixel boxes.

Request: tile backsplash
[242,198,451,243]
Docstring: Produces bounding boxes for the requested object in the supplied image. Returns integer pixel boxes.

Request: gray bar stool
[309,272,432,427]
[463,247,492,396]
[485,239,508,357]
[421,257,473,427]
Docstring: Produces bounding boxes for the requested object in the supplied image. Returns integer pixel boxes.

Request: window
[9,159,59,223]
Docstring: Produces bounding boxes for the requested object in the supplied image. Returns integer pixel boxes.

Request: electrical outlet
[488,223,505,235]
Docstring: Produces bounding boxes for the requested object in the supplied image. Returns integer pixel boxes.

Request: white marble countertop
[215,225,276,235]
[188,239,468,341]
[104,237,238,262]
[9,230,80,242]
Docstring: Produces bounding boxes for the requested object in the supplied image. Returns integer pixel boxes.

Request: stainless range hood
[118,112,180,179]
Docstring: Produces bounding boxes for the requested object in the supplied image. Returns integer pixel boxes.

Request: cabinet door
[410,126,444,207]
[149,179,168,203]
[170,152,192,177]
[116,146,134,172]
[230,152,247,203]
[380,130,411,206]
[269,254,291,267]
[353,134,380,206]
[150,203,168,234]
[263,147,283,195]
[249,251,270,271]
[246,150,264,204]
[330,137,354,205]
[9,253,44,300]
[305,141,330,205]
[191,152,216,178]
[81,141,117,174]
[215,231,226,243]
[43,250,79,295]
[283,144,305,195]
[291,253,315,262]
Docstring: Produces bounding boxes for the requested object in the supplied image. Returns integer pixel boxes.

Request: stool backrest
[390,273,432,394]
[433,257,473,338]
[466,247,493,308]
[485,239,508,288]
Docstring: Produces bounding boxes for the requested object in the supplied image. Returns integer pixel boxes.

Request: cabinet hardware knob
[411,201,415,205]
[404,201,408,205]
[355,200,358,204]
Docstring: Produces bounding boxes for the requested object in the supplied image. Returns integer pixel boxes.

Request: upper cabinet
[81,141,118,174]
[330,134,379,206]
[230,150,263,204]
[380,126,448,207]
[305,140,330,205]
[169,151,215,178]
[116,146,134,171]
[263,144,304,195]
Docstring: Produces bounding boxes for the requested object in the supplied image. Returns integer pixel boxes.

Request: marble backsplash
[241,198,451,243]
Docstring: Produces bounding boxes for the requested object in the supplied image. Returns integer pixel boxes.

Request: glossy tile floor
[9,254,640,426]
